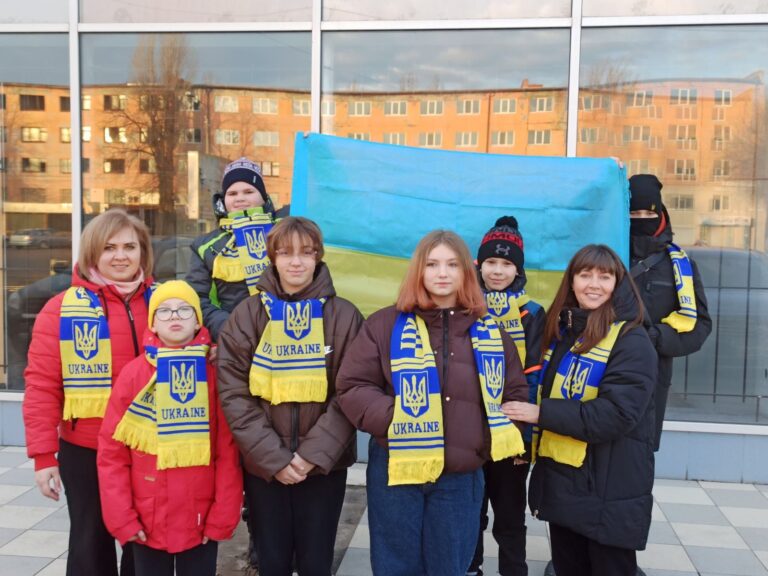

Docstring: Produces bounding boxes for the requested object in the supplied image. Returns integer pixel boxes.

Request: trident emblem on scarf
[401,372,429,418]
[170,361,196,404]
[73,320,99,360]
[486,292,510,316]
[245,228,267,259]
[672,259,684,291]
[285,302,311,340]
[563,357,592,400]
[483,355,504,399]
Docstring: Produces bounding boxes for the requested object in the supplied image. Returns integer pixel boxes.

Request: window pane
[80,31,310,283]
[323,0,570,20]
[578,25,768,423]
[584,0,768,16]
[0,0,68,23]
[0,33,70,391]
[322,30,569,156]
[80,0,311,23]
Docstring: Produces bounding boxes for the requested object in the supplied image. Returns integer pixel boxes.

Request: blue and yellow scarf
[388,312,524,486]
[249,292,328,404]
[485,290,529,366]
[662,243,697,333]
[60,286,112,420]
[212,208,273,295]
[113,344,211,470]
[533,321,625,467]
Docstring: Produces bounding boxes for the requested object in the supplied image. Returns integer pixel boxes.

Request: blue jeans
[367,438,484,576]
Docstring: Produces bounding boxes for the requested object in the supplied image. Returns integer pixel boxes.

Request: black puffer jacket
[186,228,252,342]
[631,215,712,449]
[528,278,657,551]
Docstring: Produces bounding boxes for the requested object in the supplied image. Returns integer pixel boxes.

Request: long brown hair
[78,209,153,280]
[543,244,643,353]
[396,230,486,317]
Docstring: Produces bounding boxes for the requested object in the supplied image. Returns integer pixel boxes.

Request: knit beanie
[629,174,663,215]
[148,280,203,326]
[477,216,525,270]
[222,157,267,197]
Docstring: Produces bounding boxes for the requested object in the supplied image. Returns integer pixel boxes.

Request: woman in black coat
[503,244,657,576]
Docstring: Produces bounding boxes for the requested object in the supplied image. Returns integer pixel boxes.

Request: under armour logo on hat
[495,244,511,256]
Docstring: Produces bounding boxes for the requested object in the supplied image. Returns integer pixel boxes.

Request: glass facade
[2,1,768,426]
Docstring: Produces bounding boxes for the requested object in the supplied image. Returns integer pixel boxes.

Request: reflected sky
[584,0,768,16]
[323,30,570,92]
[581,26,768,85]
[81,0,311,23]
[0,0,68,24]
[323,0,569,20]
[0,35,69,85]
[80,33,311,89]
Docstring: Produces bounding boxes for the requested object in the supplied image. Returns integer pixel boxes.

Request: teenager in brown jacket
[217,217,363,576]
[336,230,529,576]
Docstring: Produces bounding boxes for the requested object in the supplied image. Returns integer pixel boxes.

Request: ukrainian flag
[291,134,629,316]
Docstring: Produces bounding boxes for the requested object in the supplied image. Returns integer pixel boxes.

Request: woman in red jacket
[97,281,242,576]
[22,209,154,576]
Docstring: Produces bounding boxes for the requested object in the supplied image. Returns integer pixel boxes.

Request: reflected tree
[103,34,197,236]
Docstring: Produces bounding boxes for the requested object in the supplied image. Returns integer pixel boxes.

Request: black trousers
[133,541,218,576]
[244,469,347,576]
[58,439,134,576]
[469,457,530,575]
[549,523,636,576]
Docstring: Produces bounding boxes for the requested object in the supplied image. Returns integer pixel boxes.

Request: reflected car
[152,236,194,281]
[8,228,72,249]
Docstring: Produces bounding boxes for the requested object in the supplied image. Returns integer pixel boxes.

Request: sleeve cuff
[204,524,236,542]
[34,453,58,471]
[113,519,144,546]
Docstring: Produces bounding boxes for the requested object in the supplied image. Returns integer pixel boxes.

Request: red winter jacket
[97,328,242,553]
[23,267,152,471]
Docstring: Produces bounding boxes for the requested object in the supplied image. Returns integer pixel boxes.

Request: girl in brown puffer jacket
[336,230,528,576]
[217,216,363,576]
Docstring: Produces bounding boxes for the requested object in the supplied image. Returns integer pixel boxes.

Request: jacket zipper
[290,404,299,452]
[124,299,139,357]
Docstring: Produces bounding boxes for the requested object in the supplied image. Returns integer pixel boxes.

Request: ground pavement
[2,448,768,575]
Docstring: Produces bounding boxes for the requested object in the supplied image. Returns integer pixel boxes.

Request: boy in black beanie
[468,216,545,576]
[186,157,277,342]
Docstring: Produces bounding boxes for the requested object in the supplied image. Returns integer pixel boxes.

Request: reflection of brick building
[323,81,567,157]
[1,74,764,247]
[577,73,766,250]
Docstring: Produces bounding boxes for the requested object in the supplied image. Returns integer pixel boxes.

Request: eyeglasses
[274,247,317,261]
[155,306,196,321]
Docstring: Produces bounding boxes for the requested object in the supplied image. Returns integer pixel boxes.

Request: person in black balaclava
[629,174,712,451]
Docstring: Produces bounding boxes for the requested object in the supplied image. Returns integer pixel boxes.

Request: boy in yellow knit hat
[97,280,242,576]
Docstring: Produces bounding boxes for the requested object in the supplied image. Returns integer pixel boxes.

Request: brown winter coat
[216,263,364,481]
[336,305,528,474]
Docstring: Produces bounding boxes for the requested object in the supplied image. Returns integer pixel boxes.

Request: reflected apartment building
[3,72,765,249]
